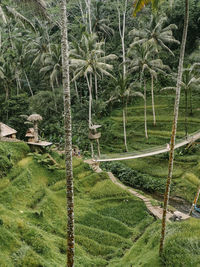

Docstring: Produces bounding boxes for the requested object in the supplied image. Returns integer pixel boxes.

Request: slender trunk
[144,77,148,139]
[61,1,75,266]
[189,87,193,115]
[95,73,98,100]
[24,71,34,97]
[85,0,92,33]
[96,138,101,158]
[151,75,156,126]
[189,187,200,215]
[159,0,189,255]
[185,88,188,137]
[117,0,127,79]
[86,74,92,128]
[74,80,79,100]
[123,107,128,152]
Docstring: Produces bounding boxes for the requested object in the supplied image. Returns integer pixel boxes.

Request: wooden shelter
[25,128,35,142]
[88,125,101,158]
[0,123,17,139]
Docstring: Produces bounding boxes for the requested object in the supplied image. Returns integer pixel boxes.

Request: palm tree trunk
[86,74,92,128]
[61,0,75,266]
[185,88,188,137]
[95,73,98,100]
[74,80,79,100]
[151,75,156,126]
[123,107,128,152]
[144,77,148,139]
[159,0,189,255]
[24,71,34,97]
[189,87,193,115]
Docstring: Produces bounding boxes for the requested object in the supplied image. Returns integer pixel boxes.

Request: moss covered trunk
[159,0,189,255]
[61,0,75,266]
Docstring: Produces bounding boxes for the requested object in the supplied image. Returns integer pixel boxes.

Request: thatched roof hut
[25,128,34,138]
[27,114,43,122]
[0,123,17,138]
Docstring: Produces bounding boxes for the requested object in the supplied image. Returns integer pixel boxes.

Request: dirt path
[84,159,190,221]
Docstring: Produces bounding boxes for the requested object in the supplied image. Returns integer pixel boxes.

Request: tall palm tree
[128,44,168,136]
[162,67,200,136]
[70,33,117,128]
[111,74,143,151]
[159,0,189,255]
[61,0,75,266]
[129,14,180,56]
[133,0,189,254]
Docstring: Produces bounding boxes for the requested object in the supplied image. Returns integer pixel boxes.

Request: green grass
[1,141,200,266]
[98,93,200,203]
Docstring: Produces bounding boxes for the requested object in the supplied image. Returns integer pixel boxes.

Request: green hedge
[101,161,171,193]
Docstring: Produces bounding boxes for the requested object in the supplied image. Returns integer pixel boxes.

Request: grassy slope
[99,93,200,202]
[0,141,155,266]
[0,141,200,266]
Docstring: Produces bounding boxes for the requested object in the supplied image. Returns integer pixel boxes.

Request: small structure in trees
[88,124,101,158]
[27,114,43,143]
[25,128,35,142]
[0,123,17,139]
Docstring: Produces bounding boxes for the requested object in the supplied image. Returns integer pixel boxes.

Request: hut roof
[89,125,101,130]
[0,123,17,137]
[25,128,34,137]
[28,114,43,122]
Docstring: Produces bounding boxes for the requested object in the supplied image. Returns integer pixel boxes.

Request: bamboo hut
[0,123,17,139]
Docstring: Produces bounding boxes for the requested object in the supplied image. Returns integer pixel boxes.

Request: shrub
[101,161,171,193]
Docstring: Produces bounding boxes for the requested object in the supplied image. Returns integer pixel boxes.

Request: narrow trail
[96,130,200,162]
[84,160,190,221]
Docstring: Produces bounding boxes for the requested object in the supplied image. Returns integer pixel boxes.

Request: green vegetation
[0,141,200,266]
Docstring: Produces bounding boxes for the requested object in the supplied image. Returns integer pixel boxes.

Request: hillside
[0,141,200,266]
[98,93,200,205]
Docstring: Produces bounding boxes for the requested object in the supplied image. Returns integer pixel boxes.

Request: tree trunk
[144,77,148,139]
[117,0,127,79]
[95,73,98,100]
[86,74,92,128]
[185,88,188,137]
[24,71,34,97]
[159,0,189,255]
[189,87,193,115]
[151,75,156,126]
[61,1,75,266]
[123,107,128,152]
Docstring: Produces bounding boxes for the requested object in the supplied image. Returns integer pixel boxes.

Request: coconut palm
[129,14,180,56]
[70,33,117,128]
[92,0,114,39]
[111,74,144,151]
[133,0,190,256]
[159,0,189,255]
[61,0,75,266]
[128,44,168,136]
[162,67,200,136]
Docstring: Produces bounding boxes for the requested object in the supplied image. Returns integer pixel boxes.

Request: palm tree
[61,0,75,266]
[128,44,168,136]
[110,74,143,151]
[159,0,189,255]
[129,14,180,56]
[92,0,114,39]
[70,33,117,128]
[133,0,190,256]
[162,67,200,136]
